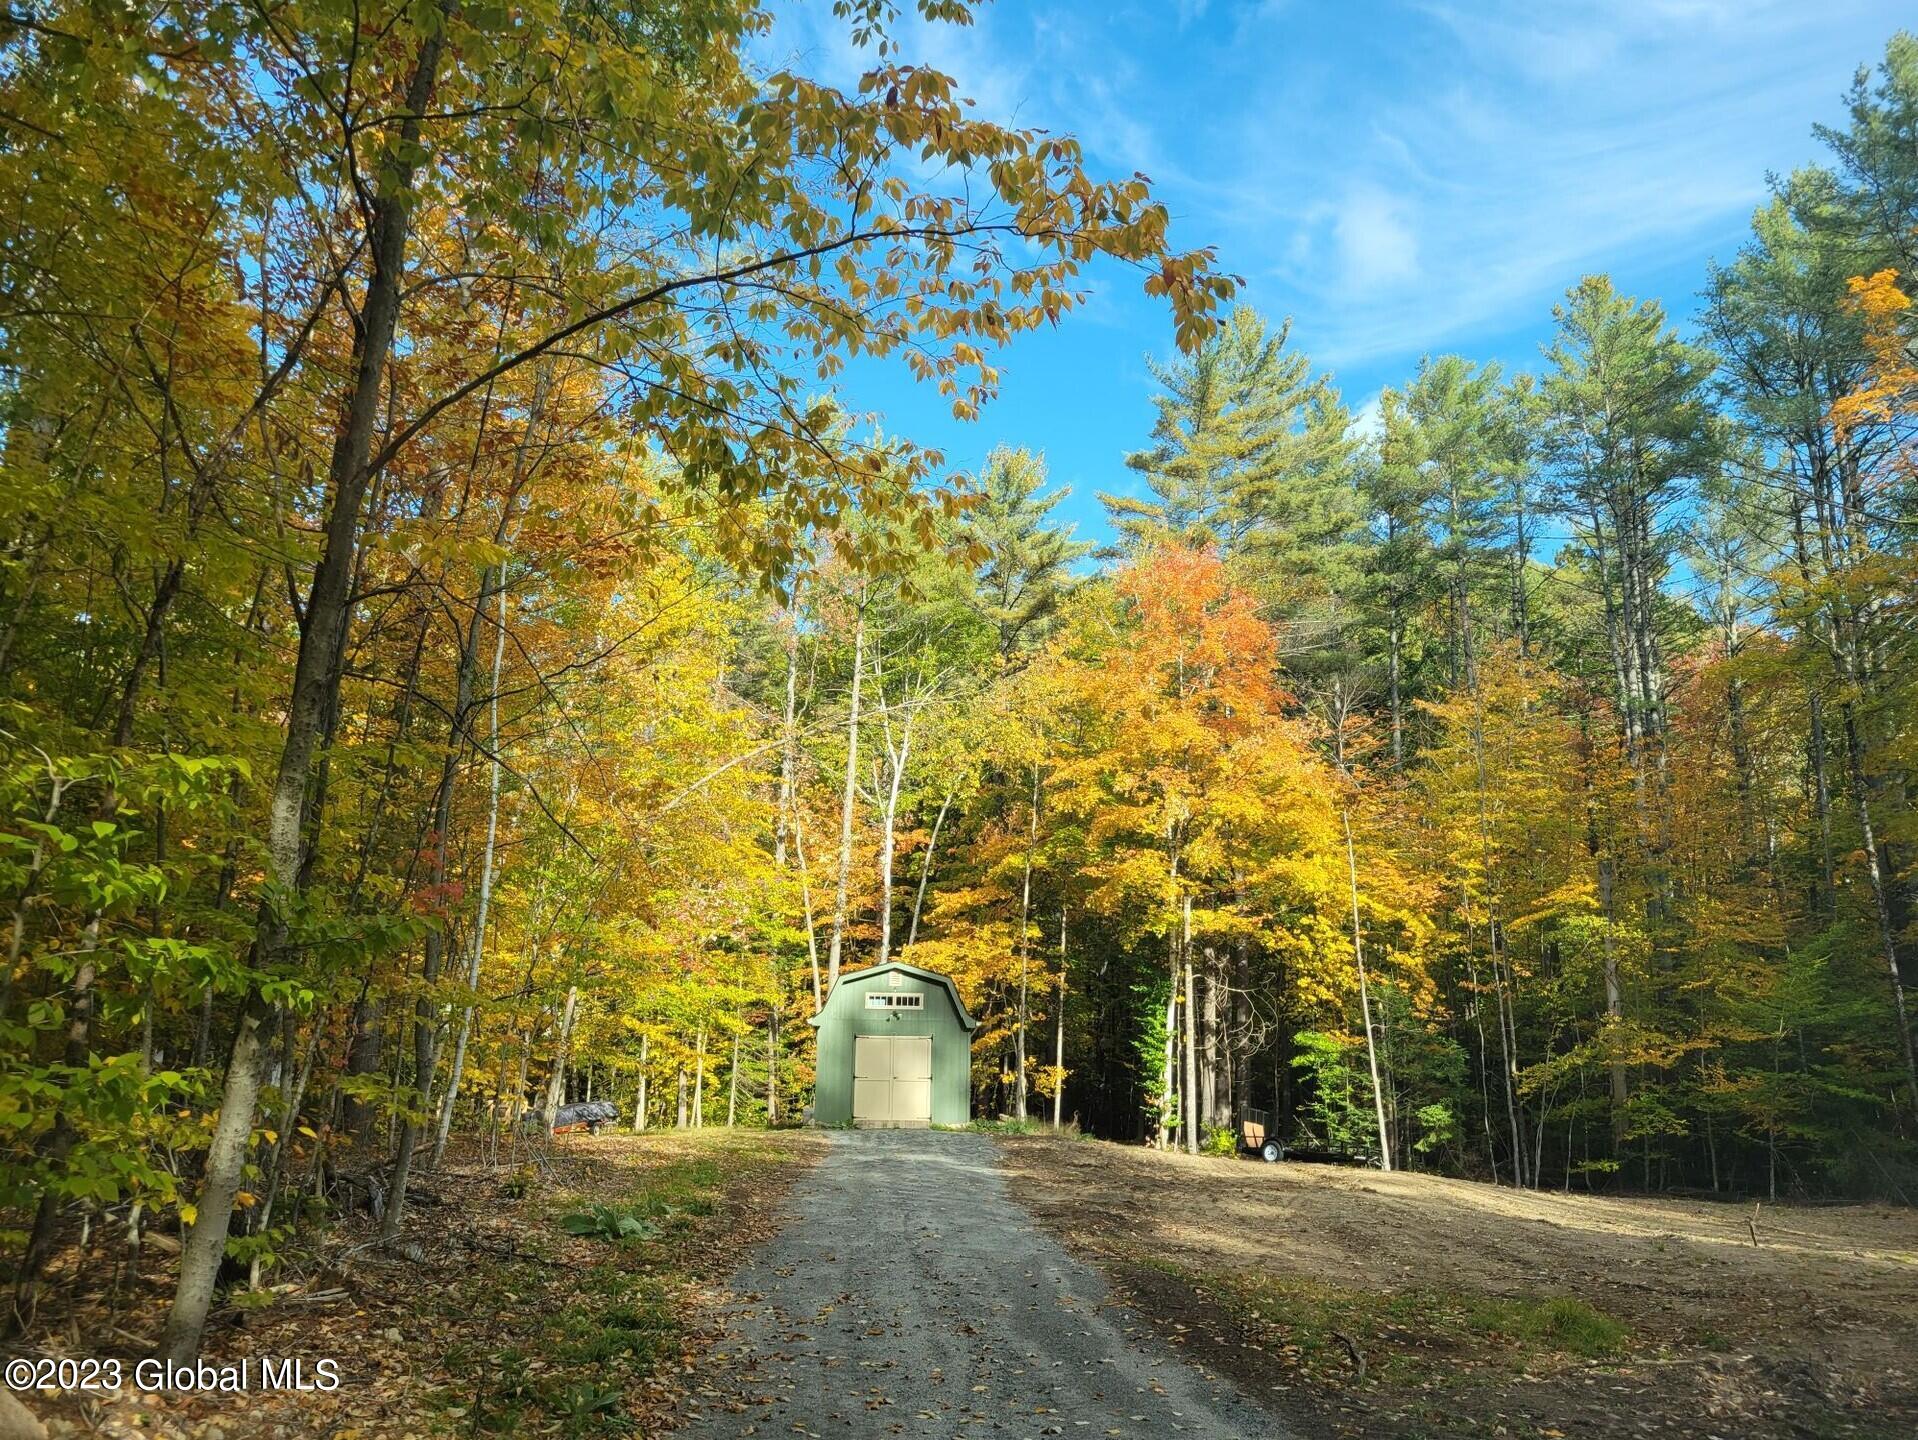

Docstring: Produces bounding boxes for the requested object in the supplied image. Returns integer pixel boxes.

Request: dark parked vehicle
[526,1100,621,1135]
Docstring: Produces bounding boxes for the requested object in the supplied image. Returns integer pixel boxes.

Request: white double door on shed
[852,1034,933,1128]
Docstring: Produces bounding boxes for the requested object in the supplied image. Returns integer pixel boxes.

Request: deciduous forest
[3,0,1917,1386]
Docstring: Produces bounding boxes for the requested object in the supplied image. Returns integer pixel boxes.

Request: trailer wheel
[1260,1140,1283,1163]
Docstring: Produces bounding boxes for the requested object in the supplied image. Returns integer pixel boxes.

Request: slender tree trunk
[540,985,579,1130]
[1159,985,1177,1152]
[387,608,484,1235]
[1461,940,1500,1186]
[506,1023,534,1142]
[693,1025,706,1128]
[1471,679,1527,1185]
[159,992,271,1358]
[1053,908,1067,1131]
[676,1069,688,1129]
[727,1031,741,1127]
[789,807,823,1012]
[906,786,954,951]
[1387,612,1404,769]
[1181,898,1198,1156]
[1158,842,1181,1149]
[825,600,864,992]
[1808,689,1837,904]
[1597,856,1629,1144]
[343,990,386,1142]
[774,582,802,870]
[766,999,779,1124]
[1344,813,1393,1172]
[1014,765,1037,1121]
[634,1034,649,1132]
[1509,477,1531,658]
[432,571,509,1169]
[1200,946,1220,1128]
[876,723,912,965]
[249,1015,324,1286]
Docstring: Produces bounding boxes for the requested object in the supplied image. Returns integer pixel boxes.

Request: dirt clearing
[997,1134,1918,1439]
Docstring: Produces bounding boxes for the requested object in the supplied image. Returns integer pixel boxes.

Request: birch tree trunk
[774,582,803,869]
[634,1034,649,1132]
[1201,946,1222,1129]
[876,716,912,965]
[906,786,954,951]
[1157,842,1181,1150]
[1181,897,1198,1156]
[825,599,865,993]
[1344,813,1393,1172]
[1014,765,1037,1121]
[791,809,824,1012]
[1052,908,1067,1131]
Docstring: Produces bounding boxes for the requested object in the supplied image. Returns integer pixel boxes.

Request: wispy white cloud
[761,0,1905,378]
[1192,0,1904,365]
[1329,184,1420,292]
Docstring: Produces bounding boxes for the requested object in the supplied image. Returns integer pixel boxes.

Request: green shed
[808,961,978,1127]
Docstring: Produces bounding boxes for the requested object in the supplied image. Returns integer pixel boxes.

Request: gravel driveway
[677,1129,1283,1439]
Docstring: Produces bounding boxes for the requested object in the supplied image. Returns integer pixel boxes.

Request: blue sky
[769,0,1911,548]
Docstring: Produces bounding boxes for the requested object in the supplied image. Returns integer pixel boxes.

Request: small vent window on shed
[865,993,923,1010]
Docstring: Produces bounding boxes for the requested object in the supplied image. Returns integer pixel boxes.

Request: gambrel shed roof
[807,960,980,1031]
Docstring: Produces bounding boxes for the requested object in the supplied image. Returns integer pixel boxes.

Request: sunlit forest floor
[17,1130,825,1439]
[17,1129,1915,1439]
[1001,1134,1918,1438]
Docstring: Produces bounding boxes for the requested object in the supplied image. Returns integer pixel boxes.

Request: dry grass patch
[997,1133,1918,1439]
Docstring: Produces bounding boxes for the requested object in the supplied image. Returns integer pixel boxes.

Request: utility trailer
[1239,1107,1285,1163]
[1238,1108,1378,1167]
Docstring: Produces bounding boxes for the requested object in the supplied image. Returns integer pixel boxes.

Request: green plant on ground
[967,1116,1042,1135]
[1200,1124,1238,1156]
[436,1135,785,1438]
[551,1380,634,1437]
[1466,1294,1627,1356]
[558,1204,660,1242]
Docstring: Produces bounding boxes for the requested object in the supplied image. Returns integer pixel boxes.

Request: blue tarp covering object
[532,1100,621,1133]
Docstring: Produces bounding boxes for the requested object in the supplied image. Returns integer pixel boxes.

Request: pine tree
[964,447,1093,664]
[1101,306,1350,561]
